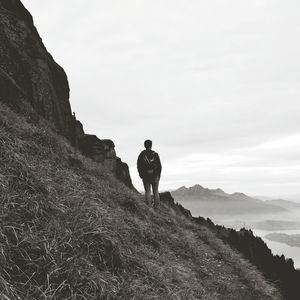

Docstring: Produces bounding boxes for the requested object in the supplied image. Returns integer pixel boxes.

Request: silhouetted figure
[137,140,162,208]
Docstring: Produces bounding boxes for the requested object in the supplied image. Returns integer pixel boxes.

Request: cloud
[22,0,300,196]
[131,134,300,195]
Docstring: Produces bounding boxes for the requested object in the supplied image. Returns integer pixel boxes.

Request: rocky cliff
[0,0,134,189]
[0,0,74,142]
[76,122,134,189]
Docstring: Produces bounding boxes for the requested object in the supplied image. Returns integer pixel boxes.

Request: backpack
[143,151,158,176]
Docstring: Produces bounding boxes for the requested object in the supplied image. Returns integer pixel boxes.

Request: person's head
[144,139,152,149]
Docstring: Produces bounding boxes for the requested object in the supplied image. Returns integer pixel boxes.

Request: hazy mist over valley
[172,184,300,268]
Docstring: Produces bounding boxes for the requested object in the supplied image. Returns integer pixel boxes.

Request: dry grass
[0,103,283,300]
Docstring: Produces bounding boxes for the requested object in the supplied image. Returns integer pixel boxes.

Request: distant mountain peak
[231,192,247,197]
[177,186,188,190]
[190,184,205,191]
[171,184,284,215]
[176,184,224,194]
[213,188,226,195]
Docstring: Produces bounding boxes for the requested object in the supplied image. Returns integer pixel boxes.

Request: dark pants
[142,176,160,207]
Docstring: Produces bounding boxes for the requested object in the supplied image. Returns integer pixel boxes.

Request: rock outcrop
[0,0,134,189]
[77,127,134,190]
[0,0,75,143]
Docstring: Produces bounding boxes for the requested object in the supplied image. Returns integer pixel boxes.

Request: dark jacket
[137,149,162,180]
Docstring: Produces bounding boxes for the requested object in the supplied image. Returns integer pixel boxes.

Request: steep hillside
[172,185,283,215]
[0,0,133,189]
[196,217,300,300]
[0,103,282,299]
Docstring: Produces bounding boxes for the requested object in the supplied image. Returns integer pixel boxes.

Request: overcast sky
[22,0,300,198]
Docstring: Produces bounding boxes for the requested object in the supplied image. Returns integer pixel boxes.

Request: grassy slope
[0,103,282,300]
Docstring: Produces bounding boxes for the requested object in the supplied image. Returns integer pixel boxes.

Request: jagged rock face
[79,134,135,190]
[0,0,76,144]
[116,158,134,189]
[79,135,106,163]
[74,119,84,139]
[0,0,135,190]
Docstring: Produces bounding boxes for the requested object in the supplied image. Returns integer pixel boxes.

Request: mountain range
[171,184,285,215]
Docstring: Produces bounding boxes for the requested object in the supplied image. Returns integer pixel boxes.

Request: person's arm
[137,152,143,178]
[156,153,162,178]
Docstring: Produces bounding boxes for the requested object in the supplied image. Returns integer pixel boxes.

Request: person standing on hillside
[137,140,162,208]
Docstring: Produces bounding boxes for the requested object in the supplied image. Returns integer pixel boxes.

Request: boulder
[78,134,135,190]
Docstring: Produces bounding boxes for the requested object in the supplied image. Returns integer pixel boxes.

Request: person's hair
[144,139,152,149]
